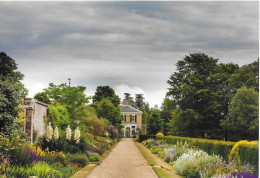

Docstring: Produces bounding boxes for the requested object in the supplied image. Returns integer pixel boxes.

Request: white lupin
[74,127,80,144]
[46,122,53,142]
[66,125,72,141]
[54,126,59,140]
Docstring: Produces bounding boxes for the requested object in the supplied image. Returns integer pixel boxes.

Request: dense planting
[156,135,258,168]
[142,138,258,178]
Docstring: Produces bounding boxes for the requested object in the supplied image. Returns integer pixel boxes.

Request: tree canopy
[92,86,120,107]
[0,52,28,131]
[166,53,258,140]
[221,87,259,141]
[96,98,122,126]
[34,83,89,114]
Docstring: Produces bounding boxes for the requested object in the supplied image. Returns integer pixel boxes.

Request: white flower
[46,122,53,142]
[66,125,72,141]
[54,126,59,140]
[74,127,80,144]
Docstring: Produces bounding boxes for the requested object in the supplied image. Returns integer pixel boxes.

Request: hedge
[156,135,258,168]
[139,135,156,142]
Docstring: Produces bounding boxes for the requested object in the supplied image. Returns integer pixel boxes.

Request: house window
[131,114,136,122]
[132,126,135,135]
[122,115,126,122]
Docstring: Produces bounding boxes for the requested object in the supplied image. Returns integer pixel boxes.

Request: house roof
[120,104,143,113]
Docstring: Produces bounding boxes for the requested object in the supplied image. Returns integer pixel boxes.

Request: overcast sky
[0,1,259,107]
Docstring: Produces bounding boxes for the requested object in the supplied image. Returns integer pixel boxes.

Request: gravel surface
[86,138,158,178]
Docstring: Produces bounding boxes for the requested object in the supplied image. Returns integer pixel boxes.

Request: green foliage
[10,161,63,178]
[221,87,259,141]
[160,98,176,135]
[38,133,88,154]
[96,98,122,125]
[168,108,200,137]
[229,59,259,92]
[47,105,60,127]
[139,135,156,142]
[34,91,51,104]
[92,86,120,107]
[34,82,89,114]
[0,52,28,131]
[134,94,144,110]
[123,93,134,106]
[174,150,222,177]
[89,153,100,162]
[158,135,258,168]
[166,53,244,139]
[66,153,89,166]
[86,118,108,136]
[146,108,163,135]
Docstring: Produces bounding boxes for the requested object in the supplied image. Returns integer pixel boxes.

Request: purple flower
[29,151,41,163]
[87,150,93,155]
[230,172,258,178]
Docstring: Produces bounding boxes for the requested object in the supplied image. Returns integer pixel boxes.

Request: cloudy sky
[0,1,258,107]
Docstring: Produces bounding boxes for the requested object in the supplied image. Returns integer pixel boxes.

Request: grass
[134,140,182,178]
[153,167,174,178]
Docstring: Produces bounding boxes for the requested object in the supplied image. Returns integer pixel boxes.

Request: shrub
[10,161,62,178]
[89,153,100,162]
[164,149,178,163]
[158,135,258,167]
[66,153,89,167]
[156,132,164,137]
[174,150,222,177]
[139,135,156,142]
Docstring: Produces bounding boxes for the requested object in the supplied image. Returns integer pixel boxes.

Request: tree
[168,108,200,136]
[229,59,259,93]
[34,91,51,104]
[160,98,176,135]
[146,108,163,135]
[34,83,89,114]
[0,52,28,131]
[92,86,120,107]
[221,87,259,141]
[123,93,134,106]
[135,94,144,110]
[96,98,122,126]
[167,53,237,138]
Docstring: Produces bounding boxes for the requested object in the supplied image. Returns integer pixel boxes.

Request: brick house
[120,102,146,137]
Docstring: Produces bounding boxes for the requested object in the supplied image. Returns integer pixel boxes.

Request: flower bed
[156,135,258,168]
[0,123,119,177]
[142,138,258,178]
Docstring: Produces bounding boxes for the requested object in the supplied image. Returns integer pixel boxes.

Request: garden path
[86,138,158,178]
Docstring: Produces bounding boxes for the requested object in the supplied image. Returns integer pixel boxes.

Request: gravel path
[86,138,158,178]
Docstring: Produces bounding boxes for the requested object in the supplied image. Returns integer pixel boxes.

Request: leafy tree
[229,59,259,93]
[34,83,89,114]
[92,86,120,107]
[96,98,122,126]
[71,105,88,122]
[134,94,144,110]
[123,93,134,106]
[47,105,60,127]
[167,53,237,138]
[146,108,163,135]
[0,52,28,131]
[221,87,259,141]
[160,98,176,135]
[168,108,200,136]
[34,91,51,104]
[55,104,70,129]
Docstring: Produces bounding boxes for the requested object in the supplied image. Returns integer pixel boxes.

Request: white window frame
[131,114,136,122]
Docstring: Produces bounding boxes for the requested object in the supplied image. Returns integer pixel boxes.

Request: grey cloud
[0,1,258,106]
